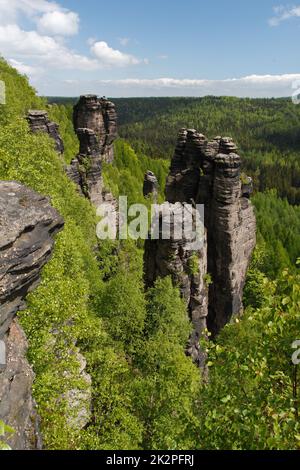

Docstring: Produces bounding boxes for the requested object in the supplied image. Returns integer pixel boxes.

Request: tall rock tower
[144,128,256,363]
[66,95,117,207]
[73,95,117,164]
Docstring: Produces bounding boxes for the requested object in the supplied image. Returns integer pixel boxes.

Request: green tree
[199,266,300,450]
[133,278,200,450]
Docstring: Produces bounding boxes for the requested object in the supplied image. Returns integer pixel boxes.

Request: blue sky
[0,0,300,96]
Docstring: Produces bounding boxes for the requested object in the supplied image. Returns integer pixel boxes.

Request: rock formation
[143,171,158,201]
[27,110,64,154]
[65,128,103,207]
[66,95,117,207]
[0,181,64,449]
[144,129,256,363]
[144,202,208,367]
[0,319,42,450]
[73,95,117,164]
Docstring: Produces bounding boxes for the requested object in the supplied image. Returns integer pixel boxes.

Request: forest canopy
[0,59,299,450]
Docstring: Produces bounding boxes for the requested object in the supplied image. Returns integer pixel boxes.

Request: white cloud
[0,26,144,72]
[0,0,79,37]
[0,24,99,70]
[90,41,141,67]
[37,10,79,36]
[54,74,300,98]
[0,0,145,73]
[0,0,63,25]
[158,55,168,60]
[8,58,42,77]
[98,74,300,91]
[269,5,300,26]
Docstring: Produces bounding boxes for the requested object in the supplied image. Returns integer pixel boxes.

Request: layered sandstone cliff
[27,110,64,154]
[73,95,117,164]
[66,95,117,207]
[144,129,256,363]
[0,181,64,449]
[144,202,208,367]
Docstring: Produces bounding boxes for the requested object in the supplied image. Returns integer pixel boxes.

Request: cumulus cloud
[269,5,300,26]
[37,10,79,36]
[0,24,99,70]
[0,0,79,37]
[0,0,144,73]
[90,41,142,67]
[0,0,63,26]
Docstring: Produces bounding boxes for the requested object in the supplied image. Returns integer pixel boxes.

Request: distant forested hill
[47,96,300,204]
[115,96,300,205]
[46,95,300,274]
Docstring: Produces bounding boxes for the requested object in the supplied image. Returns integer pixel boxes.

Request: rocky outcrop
[206,152,256,336]
[0,181,64,449]
[73,95,117,164]
[65,128,103,207]
[144,203,208,367]
[0,319,42,450]
[143,171,158,201]
[27,110,64,154]
[0,182,64,337]
[64,351,92,430]
[66,95,118,207]
[144,129,256,362]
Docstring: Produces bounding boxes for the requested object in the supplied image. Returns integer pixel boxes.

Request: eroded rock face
[27,110,64,154]
[65,128,103,207]
[207,152,256,336]
[144,129,256,362]
[66,95,117,207]
[73,95,117,164]
[0,319,42,450]
[144,203,208,367]
[0,181,64,449]
[0,182,64,337]
[143,171,158,201]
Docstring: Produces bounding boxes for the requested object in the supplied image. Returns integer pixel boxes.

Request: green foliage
[116,96,300,205]
[203,273,213,287]
[0,420,14,451]
[199,267,300,450]
[240,172,250,185]
[0,66,199,450]
[133,278,200,450]
[77,316,143,450]
[2,61,300,451]
[97,242,147,357]
[187,254,200,276]
[253,190,300,277]
[112,97,300,277]
[0,60,142,449]
[102,139,169,206]
[0,58,45,126]
[47,103,78,164]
